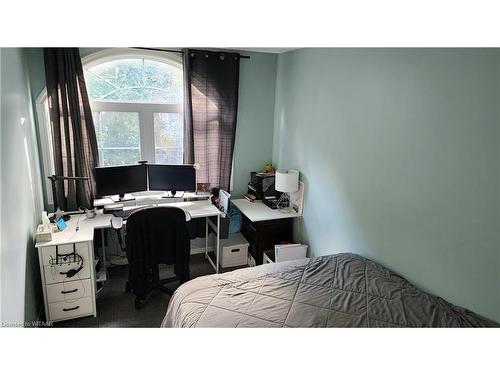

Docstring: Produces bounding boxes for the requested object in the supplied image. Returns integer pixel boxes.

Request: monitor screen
[95,165,148,197]
[148,164,196,192]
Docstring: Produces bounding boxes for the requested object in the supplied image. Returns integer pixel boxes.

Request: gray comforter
[162,253,497,327]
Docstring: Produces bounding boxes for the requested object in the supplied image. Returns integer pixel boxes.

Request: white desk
[35,199,221,323]
[231,199,302,222]
[37,199,220,246]
[94,192,210,208]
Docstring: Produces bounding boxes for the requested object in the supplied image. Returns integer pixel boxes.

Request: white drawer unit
[37,241,97,323]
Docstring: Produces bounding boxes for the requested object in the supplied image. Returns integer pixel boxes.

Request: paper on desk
[290,181,304,215]
[219,189,230,215]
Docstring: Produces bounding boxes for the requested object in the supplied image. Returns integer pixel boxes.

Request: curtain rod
[132,47,251,59]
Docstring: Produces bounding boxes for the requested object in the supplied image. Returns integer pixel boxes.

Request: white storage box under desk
[211,232,249,268]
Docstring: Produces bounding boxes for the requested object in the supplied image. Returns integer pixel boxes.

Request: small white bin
[216,232,249,268]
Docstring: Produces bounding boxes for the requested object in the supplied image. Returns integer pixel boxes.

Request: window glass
[94,111,141,166]
[154,113,183,164]
[85,58,183,104]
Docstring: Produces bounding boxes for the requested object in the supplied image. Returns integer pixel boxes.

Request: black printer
[246,172,281,209]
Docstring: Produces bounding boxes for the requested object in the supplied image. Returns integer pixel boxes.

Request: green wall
[273,48,500,323]
[1,48,44,324]
[25,48,277,204]
[232,51,277,196]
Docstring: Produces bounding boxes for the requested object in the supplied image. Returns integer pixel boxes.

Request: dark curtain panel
[44,48,99,211]
[183,49,240,192]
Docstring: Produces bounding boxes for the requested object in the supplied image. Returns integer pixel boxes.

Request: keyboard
[112,206,152,219]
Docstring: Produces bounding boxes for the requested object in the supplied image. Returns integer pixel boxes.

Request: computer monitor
[147,164,196,195]
[95,164,147,199]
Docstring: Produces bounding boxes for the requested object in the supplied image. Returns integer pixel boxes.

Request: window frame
[82,48,184,166]
[90,100,182,165]
[36,89,56,205]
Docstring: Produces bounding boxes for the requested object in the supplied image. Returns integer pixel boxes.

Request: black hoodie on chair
[125,206,191,300]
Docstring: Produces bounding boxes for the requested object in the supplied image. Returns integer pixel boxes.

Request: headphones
[59,253,84,278]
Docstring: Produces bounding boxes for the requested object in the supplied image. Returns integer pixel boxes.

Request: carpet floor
[54,254,241,328]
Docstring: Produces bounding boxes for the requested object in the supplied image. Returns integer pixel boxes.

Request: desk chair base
[125,276,180,309]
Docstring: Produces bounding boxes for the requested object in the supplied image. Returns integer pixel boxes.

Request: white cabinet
[37,241,97,323]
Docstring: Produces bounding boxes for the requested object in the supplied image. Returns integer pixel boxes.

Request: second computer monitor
[148,164,196,193]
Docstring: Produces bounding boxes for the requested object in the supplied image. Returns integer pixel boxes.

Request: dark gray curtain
[183,49,240,192]
[44,48,99,211]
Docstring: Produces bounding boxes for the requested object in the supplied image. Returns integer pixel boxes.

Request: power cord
[75,207,86,232]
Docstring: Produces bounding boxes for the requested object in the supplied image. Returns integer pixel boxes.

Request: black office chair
[124,206,191,309]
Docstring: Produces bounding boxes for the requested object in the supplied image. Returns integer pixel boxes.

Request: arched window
[82,49,183,166]
[36,49,184,205]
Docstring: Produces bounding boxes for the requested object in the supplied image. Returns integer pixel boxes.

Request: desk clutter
[35,223,53,243]
[244,167,304,214]
[245,171,280,209]
[35,211,77,243]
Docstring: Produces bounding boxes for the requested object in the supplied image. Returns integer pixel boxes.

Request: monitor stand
[162,191,184,199]
[111,193,135,203]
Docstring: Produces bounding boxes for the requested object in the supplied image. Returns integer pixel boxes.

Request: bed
[162,253,497,328]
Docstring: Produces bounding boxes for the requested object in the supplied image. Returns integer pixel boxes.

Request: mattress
[162,253,497,327]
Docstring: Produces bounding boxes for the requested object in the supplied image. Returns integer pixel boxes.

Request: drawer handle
[61,288,78,294]
[63,306,80,312]
[231,248,240,253]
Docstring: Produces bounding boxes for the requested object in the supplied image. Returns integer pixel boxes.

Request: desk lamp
[275,169,299,213]
[48,175,89,222]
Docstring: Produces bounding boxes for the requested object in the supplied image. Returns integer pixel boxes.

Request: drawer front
[41,242,90,266]
[43,258,91,285]
[46,279,92,304]
[48,297,94,321]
